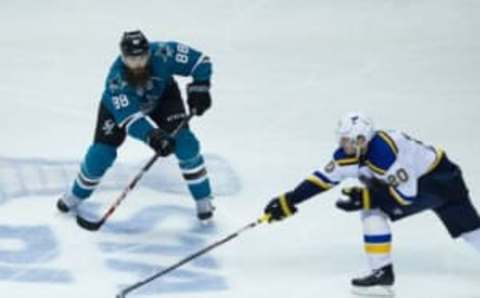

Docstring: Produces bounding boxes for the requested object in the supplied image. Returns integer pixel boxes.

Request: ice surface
[0,0,479,297]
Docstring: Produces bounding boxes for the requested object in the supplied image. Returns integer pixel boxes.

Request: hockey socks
[361,209,393,270]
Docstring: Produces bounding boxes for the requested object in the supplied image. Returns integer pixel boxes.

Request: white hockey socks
[361,209,393,270]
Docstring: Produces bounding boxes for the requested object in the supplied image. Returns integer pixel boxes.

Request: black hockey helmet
[120,30,150,57]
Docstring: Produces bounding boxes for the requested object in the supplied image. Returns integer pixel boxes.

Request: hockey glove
[147,128,175,157]
[187,81,211,116]
[336,187,373,212]
[264,194,297,223]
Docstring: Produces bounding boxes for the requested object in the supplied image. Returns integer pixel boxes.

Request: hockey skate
[195,197,215,223]
[351,264,395,297]
[56,192,82,213]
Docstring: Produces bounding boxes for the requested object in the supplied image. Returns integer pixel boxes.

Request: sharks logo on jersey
[102,119,116,136]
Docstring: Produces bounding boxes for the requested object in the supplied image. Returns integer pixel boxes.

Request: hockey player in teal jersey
[57,30,214,221]
[263,112,480,296]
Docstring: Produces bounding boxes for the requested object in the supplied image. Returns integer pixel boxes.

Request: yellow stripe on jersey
[389,187,412,206]
[365,243,392,254]
[378,131,399,155]
[279,194,293,216]
[362,188,371,210]
[336,157,359,166]
[365,160,386,175]
[426,148,445,174]
[306,175,334,190]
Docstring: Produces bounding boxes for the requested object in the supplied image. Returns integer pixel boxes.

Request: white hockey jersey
[306,130,444,206]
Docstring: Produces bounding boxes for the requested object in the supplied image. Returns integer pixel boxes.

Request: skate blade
[351,285,395,297]
[199,217,214,226]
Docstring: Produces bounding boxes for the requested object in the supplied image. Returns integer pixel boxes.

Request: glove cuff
[279,194,295,216]
[188,81,210,93]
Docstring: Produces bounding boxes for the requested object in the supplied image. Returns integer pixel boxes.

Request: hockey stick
[115,214,271,298]
[76,113,194,231]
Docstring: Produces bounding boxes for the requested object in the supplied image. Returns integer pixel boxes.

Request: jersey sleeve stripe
[336,157,359,166]
[365,160,387,175]
[313,171,339,185]
[378,131,399,155]
[306,175,334,190]
[289,179,328,204]
[426,148,445,175]
[189,54,206,76]
[389,187,414,206]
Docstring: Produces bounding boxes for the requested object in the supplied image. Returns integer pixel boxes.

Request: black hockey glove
[187,81,211,116]
[264,194,297,223]
[336,187,373,212]
[147,128,175,157]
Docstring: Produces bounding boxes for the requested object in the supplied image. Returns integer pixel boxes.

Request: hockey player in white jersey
[263,112,480,296]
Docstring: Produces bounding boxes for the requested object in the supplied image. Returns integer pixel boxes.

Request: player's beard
[125,66,151,87]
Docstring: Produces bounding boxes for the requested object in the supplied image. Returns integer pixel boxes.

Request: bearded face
[122,53,151,86]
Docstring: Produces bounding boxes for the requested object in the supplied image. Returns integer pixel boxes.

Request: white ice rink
[0,0,479,297]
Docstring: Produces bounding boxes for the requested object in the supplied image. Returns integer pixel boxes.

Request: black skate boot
[56,193,82,213]
[351,264,395,296]
[56,199,70,213]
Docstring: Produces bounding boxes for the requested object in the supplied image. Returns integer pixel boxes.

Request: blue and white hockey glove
[264,194,297,223]
[336,187,373,212]
[187,81,211,116]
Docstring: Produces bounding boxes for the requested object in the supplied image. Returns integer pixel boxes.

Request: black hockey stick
[115,214,271,298]
[76,113,194,231]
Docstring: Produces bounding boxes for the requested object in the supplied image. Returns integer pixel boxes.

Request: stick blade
[76,215,104,231]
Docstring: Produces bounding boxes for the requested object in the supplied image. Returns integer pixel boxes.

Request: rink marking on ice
[0,203,230,294]
[0,154,241,205]
[0,154,240,292]
[0,225,73,283]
